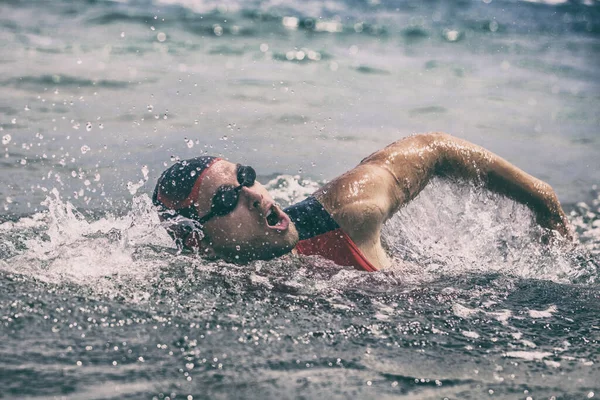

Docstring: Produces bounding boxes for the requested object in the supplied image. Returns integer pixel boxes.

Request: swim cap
[153,156,221,216]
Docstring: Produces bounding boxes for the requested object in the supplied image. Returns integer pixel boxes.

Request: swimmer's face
[192,160,299,262]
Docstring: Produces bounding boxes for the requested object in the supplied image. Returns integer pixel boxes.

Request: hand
[535,197,574,243]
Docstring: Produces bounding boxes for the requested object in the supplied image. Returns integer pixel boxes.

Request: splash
[0,188,173,288]
[382,179,598,283]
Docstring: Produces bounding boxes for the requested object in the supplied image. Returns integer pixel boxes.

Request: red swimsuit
[284,197,378,272]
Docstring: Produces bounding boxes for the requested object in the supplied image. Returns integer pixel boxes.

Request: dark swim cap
[153,156,221,217]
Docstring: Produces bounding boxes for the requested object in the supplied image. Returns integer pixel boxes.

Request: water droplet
[147,104,154,112]
[141,165,149,180]
[11,118,16,124]
[120,32,125,38]
[24,105,30,111]
[213,25,223,36]
[150,26,155,31]
[157,32,167,42]
[2,134,11,145]
[20,159,27,165]
[81,145,90,154]
[443,29,461,42]
[220,135,228,141]
[86,122,92,131]
[190,170,197,177]
[260,43,269,52]
[186,139,194,148]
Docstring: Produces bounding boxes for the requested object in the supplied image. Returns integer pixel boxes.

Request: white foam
[528,305,557,318]
[504,351,552,361]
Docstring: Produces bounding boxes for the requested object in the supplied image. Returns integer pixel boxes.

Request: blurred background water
[1,0,600,398]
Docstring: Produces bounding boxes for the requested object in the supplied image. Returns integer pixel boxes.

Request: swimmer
[153,133,572,271]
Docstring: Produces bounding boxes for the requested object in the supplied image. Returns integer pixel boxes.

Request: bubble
[147,105,154,112]
[220,135,228,141]
[81,145,90,154]
[150,26,155,31]
[11,118,16,124]
[120,32,125,38]
[24,105,30,111]
[98,123,104,129]
[2,134,11,145]
[260,43,269,52]
[443,29,461,42]
[6,197,12,203]
[186,139,194,148]
[157,32,167,42]
[190,170,196,177]
[489,20,499,32]
[213,25,223,36]
[86,122,92,131]
[20,159,27,165]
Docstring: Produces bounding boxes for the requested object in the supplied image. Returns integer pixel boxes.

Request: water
[1,0,600,398]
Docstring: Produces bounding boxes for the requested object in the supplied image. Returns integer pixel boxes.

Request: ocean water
[1,0,600,398]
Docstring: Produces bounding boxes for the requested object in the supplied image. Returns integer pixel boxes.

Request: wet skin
[183,132,572,269]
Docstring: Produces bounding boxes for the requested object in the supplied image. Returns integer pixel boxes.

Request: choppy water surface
[1,0,600,398]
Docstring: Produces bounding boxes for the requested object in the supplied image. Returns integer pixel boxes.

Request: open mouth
[265,204,289,231]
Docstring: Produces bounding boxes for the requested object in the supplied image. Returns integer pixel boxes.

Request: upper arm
[315,133,445,240]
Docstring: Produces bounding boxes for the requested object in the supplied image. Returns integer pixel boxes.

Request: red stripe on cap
[157,157,222,210]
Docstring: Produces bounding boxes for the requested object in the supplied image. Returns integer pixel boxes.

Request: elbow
[417,132,453,147]
[415,132,451,171]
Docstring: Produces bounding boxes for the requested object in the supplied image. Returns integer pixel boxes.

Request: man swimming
[153,133,572,271]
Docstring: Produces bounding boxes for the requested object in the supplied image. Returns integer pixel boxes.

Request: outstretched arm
[318,133,572,241]
[363,132,572,238]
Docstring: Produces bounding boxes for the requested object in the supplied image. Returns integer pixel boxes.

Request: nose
[241,186,263,209]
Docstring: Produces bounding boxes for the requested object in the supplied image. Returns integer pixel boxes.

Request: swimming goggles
[193,164,257,224]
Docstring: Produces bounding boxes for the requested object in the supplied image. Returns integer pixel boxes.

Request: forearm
[432,133,571,237]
